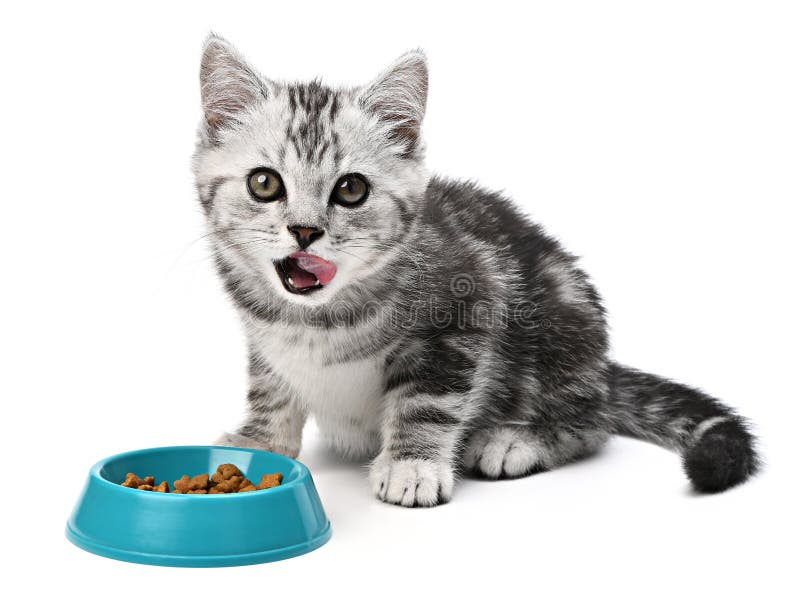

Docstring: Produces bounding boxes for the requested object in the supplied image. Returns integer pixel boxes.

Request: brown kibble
[212,464,242,484]
[121,473,144,488]
[256,473,283,490]
[121,473,168,493]
[173,475,191,493]
[121,465,281,494]
[210,475,243,493]
[192,474,209,489]
[173,473,210,493]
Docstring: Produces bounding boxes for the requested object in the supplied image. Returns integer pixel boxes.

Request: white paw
[463,427,546,478]
[213,432,299,458]
[369,452,454,507]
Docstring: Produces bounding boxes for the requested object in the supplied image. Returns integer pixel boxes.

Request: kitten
[193,34,759,507]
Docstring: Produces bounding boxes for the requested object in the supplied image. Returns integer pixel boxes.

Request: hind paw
[463,427,547,478]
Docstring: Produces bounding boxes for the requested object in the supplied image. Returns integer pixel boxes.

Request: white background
[1,1,798,598]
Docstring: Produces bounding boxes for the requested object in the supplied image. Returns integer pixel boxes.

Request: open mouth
[275,251,337,295]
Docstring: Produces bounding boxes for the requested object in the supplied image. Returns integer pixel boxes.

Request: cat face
[193,36,429,305]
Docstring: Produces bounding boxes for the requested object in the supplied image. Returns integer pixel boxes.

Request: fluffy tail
[607,362,759,493]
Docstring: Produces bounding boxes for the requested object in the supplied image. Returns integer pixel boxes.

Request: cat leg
[463,425,609,479]
[370,392,470,507]
[369,336,481,507]
[215,362,307,458]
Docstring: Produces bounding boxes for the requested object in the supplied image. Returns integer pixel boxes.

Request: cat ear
[199,34,269,136]
[359,50,428,157]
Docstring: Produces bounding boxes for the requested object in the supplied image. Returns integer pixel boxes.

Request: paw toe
[502,443,541,477]
[478,440,509,479]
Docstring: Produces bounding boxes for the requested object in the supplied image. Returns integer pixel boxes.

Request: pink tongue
[288,251,337,286]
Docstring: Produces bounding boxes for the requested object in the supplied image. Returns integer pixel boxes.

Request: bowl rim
[90,445,308,499]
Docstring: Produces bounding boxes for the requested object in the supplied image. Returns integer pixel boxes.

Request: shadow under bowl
[66,446,331,567]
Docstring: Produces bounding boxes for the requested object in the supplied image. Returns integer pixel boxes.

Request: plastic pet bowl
[66,446,331,567]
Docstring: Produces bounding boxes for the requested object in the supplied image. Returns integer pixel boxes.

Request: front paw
[213,432,300,458]
[369,452,454,507]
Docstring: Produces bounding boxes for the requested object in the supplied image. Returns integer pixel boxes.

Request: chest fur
[251,323,388,430]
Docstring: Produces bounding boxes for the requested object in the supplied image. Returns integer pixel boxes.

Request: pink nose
[287,225,324,249]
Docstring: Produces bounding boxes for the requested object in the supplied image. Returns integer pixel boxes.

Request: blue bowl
[66,446,331,567]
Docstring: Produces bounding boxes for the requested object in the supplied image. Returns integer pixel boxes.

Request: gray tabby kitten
[194,35,758,507]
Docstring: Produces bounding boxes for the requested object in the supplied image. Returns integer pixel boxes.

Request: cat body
[194,35,758,506]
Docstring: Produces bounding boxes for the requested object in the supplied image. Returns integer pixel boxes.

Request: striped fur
[193,35,759,506]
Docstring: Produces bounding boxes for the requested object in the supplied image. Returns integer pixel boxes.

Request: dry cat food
[119,463,282,494]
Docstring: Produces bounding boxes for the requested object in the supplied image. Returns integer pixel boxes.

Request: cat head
[193,34,429,306]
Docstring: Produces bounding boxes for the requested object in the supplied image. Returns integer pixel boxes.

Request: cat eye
[247,168,286,202]
[331,173,369,206]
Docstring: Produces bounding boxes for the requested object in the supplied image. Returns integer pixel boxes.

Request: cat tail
[605,362,760,493]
